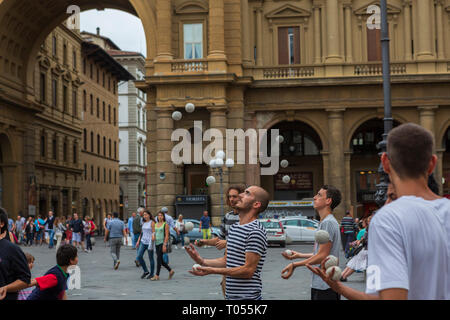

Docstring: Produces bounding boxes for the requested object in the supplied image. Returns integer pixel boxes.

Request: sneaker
[150,276,159,281]
[114,260,120,270]
[145,274,154,280]
[84,249,89,253]
[141,272,150,279]
[169,270,175,280]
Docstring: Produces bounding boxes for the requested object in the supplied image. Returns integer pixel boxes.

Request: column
[227,89,246,187]
[416,0,434,60]
[403,0,412,60]
[327,109,346,219]
[255,8,264,66]
[241,0,252,65]
[208,105,228,226]
[156,0,172,60]
[68,187,73,216]
[344,4,353,62]
[208,0,225,59]
[244,111,260,186]
[435,0,445,59]
[313,4,322,64]
[325,0,342,63]
[418,106,438,143]
[344,151,353,211]
[57,187,63,217]
[155,108,176,216]
[146,89,157,214]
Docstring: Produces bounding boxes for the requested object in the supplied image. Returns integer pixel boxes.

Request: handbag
[348,244,364,258]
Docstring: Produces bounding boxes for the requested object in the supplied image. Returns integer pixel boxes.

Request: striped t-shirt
[226,219,267,300]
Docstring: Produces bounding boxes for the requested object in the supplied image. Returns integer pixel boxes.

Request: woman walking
[25,217,34,246]
[150,212,174,281]
[175,214,185,249]
[136,210,156,279]
[54,217,66,250]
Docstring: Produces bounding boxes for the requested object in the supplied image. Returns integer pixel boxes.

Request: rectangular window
[114,141,117,159]
[63,44,67,65]
[52,79,58,107]
[96,99,100,118]
[73,143,77,164]
[63,141,67,162]
[91,165,94,182]
[367,28,382,61]
[84,163,87,180]
[184,23,203,59]
[97,167,100,182]
[83,58,86,74]
[103,102,105,121]
[52,36,57,57]
[72,90,77,117]
[63,85,68,112]
[41,135,46,158]
[90,94,93,115]
[90,64,93,79]
[73,50,77,70]
[83,91,86,112]
[40,73,46,103]
[104,168,106,183]
[52,136,57,160]
[278,27,300,65]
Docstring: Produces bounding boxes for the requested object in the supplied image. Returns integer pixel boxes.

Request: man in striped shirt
[186,186,269,300]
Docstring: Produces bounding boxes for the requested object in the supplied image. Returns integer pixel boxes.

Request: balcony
[249,60,450,83]
[171,59,208,73]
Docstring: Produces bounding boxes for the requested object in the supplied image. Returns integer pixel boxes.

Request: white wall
[119,130,129,165]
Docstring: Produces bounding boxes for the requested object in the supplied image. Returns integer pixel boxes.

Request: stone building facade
[32,24,84,218]
[109,50,148,219]
[0,0,449,223]
[79,40,134,227]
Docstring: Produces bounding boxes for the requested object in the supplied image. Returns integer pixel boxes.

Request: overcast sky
[80,9,147,57]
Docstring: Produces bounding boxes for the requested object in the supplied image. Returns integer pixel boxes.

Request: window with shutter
[367,28,382,61]
[278,27,300,65]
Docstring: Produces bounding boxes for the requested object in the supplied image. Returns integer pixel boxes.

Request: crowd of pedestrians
[1,123,449,301]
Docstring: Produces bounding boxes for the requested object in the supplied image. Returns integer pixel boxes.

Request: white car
[259,219,286,247]
[280,217,319,242]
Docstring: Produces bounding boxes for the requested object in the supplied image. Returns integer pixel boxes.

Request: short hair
[113,212,119,218]
[321,185,342,210]
[387,123,434,179]
[25,252,35,264]
[56,244,77,266]
[252,186,270,214]
[345,211,351,215]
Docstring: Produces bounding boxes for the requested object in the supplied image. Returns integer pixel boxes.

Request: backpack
[132,216,142,234]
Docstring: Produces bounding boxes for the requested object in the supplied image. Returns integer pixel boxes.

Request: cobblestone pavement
[22,238,365,300]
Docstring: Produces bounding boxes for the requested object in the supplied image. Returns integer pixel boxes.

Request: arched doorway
[349,118,400,217]
[0,133,15,212]
[262,121,324,201]
[443,127,450,198]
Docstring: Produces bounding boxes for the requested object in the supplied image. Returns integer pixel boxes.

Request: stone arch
[262,114,328,152]
[345,114,407,151]
[0,0,156,97]
[438,119,450,149]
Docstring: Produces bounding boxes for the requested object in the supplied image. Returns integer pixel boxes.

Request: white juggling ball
[185,103,195,113]
[193,264,202,271]
[206,176,216,185]
[172,111,182,121]
[324,255,338,270]
[280,160,289,168]
[276,135,284,144]
[184,222,194,232]
[315,230,330,244]
[282,175,291,184]
[284,249,293,256]
[326,266,342,281]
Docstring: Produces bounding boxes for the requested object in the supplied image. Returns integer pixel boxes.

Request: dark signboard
[275,172,313,190]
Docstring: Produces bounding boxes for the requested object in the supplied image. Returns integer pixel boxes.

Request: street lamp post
[374,0,393,207]
[207,152,234,218]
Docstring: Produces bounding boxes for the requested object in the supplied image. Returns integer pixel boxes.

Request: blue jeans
[133,233,140,250]
[48,229,55,248]
[137,243,155,276]
[177,233,185,246]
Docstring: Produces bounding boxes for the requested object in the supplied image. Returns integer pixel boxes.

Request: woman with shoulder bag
[136,210,156,279]
[150,212,174,281]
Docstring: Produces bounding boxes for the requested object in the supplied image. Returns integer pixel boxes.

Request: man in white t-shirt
[308,123,450,300]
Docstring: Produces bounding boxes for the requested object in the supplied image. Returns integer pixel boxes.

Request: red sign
[275,172,313,190]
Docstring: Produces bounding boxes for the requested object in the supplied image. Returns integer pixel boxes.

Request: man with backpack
[133,208,144,267]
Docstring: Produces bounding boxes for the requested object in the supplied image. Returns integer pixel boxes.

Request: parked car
[280,217,319,242]
[258,219,286,247]
[170,218,221,245]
